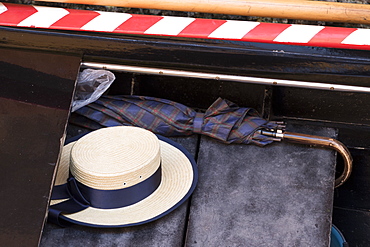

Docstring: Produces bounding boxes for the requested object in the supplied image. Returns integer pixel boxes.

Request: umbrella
[70,95,283,146]
[69,95,352,187]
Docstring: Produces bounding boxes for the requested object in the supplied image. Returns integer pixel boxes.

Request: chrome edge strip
[82,62,370,93]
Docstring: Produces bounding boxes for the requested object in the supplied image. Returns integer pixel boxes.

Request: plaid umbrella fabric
[70,95,281,146]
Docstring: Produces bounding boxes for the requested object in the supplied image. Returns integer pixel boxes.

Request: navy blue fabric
[49,193,90,227]
[73,166,161,209]
[50,165,162,219]
[193,112,204,134]
[66,177,91,206]
[51,184,70,200]
[70,95,280,146]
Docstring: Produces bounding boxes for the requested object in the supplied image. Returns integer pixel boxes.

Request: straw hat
[49,126,197,227]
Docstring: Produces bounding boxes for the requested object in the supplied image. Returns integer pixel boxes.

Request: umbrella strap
[194,112,204,134]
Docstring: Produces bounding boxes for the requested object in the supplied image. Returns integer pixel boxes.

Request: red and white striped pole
[1,2,370,50]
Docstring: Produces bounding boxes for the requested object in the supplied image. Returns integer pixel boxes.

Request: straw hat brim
[51,133,197,228]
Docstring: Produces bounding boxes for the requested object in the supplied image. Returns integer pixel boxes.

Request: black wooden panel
[133,75,223,109]
[133,74,266,111]
[334,149,370,209]
[105,72,133,95]
[272,87,370,125]
[337,126,370,149]
[333,207,370,247]
[0,47,80,246]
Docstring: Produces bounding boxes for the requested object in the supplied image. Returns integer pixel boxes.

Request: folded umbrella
[70,95,282,146]
[70,95,352,187]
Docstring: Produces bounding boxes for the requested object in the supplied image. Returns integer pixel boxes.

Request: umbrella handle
[260,130,352,188]
[283,131,352,188]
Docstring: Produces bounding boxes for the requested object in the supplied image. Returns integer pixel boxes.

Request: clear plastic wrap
[72,69,115,112]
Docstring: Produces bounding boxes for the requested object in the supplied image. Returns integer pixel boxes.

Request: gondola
[0,1,369,246]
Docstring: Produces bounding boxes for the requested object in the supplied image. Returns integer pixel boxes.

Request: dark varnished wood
[0,47,80,246]
[1,26,370,88]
